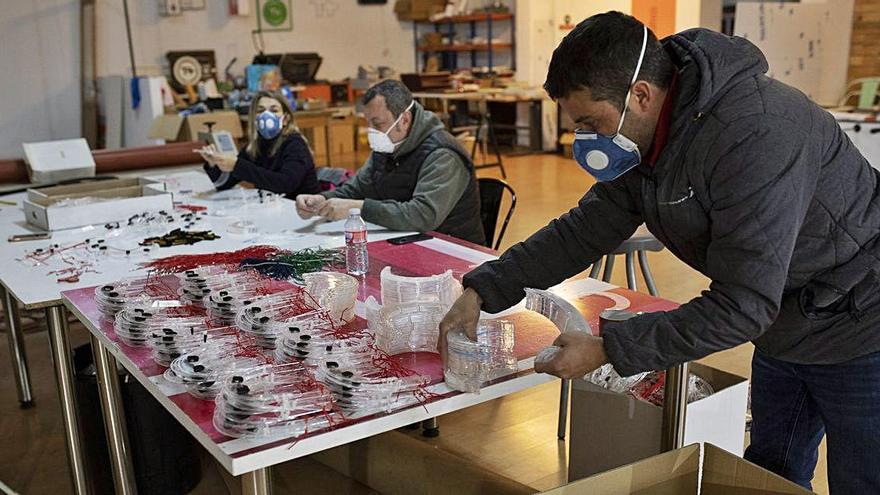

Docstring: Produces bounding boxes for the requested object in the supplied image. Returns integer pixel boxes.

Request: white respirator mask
[367,101,414,154]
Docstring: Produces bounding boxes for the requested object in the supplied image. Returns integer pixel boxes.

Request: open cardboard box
[148,111,243,143]
[23,178,173,231]
[570,362,749,480]
[543,443,812,495]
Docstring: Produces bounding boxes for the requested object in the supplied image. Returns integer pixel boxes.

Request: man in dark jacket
[439,12,880,493]
[295,80,485,246]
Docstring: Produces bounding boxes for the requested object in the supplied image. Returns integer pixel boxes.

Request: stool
[557,225,665,440]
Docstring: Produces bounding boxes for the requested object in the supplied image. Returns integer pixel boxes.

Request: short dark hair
[362,80,414,117]
[543,11,674,109]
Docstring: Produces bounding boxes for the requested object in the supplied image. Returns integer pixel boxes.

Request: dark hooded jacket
[463,29,880,375]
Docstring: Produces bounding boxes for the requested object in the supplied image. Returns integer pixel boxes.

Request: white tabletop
[0,170,411,309]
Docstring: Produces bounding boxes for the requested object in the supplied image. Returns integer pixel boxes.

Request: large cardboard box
[23,178,172,231]
[148,111,243,143]
[543,443,812,495]
[569,362,749,480]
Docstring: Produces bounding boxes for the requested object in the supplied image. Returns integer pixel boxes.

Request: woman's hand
[197,144,237,172]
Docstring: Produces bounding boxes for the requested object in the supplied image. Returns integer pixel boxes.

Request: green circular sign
[263,0,288,27]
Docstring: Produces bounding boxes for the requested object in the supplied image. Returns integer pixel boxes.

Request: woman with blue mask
[199,90,320,198]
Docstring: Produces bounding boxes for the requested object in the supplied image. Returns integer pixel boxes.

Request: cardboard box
[544,443,811,495]
[148,110,243,143]
[23,178,173,231]
[22,139,96,184]
[569,362,749,480]
[394,0,446,21]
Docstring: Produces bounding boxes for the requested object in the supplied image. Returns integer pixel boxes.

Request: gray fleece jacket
[322,103,471,233]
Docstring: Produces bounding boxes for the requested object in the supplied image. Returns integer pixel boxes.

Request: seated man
[295,80,486,246]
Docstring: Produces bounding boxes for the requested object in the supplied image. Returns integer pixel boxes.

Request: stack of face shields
[444,319,517,393]
[274,314,370,366]
[113,307,202,347]
[94,277,158,317]
[302,272,358,326]
[147,324,237,367]
[313,351,429,417]
[235,289,317,349]
[165,337,269,400]
[213,362,336,438]
[176,269,261,308]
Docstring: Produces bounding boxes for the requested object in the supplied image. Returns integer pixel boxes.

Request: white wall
[734,0,853,106]
[0,0,81,158]
[95,0,418,81]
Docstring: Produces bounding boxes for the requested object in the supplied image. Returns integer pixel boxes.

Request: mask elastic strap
[616,25,649,134]
[385,100,416,136]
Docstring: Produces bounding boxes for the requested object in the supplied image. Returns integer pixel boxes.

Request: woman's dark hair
[543,11,674,110]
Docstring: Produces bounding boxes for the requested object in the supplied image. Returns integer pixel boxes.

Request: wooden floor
[0,153,828,494]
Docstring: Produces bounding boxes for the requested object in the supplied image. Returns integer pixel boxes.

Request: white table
[0,170,412,494]
[834,112,880,170]
[62,234,651,495]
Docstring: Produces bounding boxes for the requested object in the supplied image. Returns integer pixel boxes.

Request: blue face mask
[255,110,283,139]
[573,25,648,182]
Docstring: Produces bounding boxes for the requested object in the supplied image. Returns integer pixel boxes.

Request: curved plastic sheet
[524,288,593,335]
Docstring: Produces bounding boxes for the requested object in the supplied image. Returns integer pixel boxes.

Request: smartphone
[387,233,433,245]
[9,232,51,242]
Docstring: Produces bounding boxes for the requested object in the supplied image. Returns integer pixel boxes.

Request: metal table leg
[2,286,34,407]
[661,362,689,451]
[45,305,90,495]
[92,334,137,494]
[558,378,570,440]
[242,468,272,495]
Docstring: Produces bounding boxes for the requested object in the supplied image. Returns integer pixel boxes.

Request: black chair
[478,177,517,250]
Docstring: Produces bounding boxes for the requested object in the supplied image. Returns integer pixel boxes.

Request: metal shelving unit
[412,12,515,73]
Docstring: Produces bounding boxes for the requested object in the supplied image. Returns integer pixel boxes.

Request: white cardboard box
[568,362,749,481]
[23,178,173,231]
[22,138,96,184]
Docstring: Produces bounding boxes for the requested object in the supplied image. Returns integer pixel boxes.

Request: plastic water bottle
[344,208,369,276]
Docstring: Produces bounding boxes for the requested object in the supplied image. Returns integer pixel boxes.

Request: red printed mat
[62,235,678,460]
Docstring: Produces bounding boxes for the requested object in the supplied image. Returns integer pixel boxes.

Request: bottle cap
[349,208,361,216]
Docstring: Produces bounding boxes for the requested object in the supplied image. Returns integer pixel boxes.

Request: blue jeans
[744,349,880,493]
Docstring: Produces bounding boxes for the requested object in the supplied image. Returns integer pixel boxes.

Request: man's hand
[296,194,327,219]
[317,198,365,222]
[534,332,609,379]
[437,288,483,364]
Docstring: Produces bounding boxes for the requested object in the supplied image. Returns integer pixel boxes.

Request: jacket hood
[391,101,446,158]
[663,28,769,112]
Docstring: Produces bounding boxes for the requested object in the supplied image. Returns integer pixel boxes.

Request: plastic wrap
[302,272,358,325]
[370,302,446,355]
[444,319,517,393]
[379,267,462,309]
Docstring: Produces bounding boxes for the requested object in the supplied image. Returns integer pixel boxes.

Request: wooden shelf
[419,13,514,24]
[417,43,513,52]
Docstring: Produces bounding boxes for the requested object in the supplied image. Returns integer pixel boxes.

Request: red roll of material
[0,142,204,184]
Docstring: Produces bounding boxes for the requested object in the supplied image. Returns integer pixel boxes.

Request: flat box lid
[22,138,95,173]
